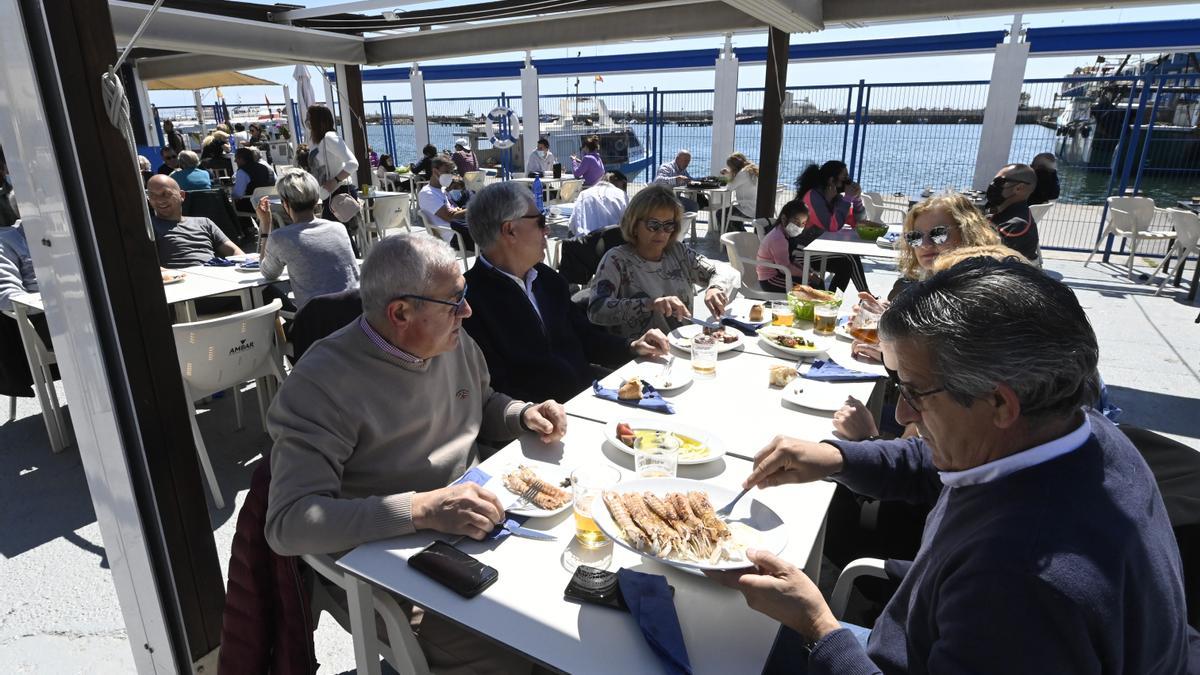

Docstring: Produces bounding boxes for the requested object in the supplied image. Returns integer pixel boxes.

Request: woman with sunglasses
[588,184,739,339]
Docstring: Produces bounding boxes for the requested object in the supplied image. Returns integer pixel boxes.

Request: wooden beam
[338,64,373,188]
[40,0,226,663]
[756,27,789,220]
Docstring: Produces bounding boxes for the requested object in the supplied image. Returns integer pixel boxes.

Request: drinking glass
[691,334,718,378]
[770,300,793,327]
[571,465,621,548]
[633,432,681,478]
[813,304,838,336]
[849,304,881,344]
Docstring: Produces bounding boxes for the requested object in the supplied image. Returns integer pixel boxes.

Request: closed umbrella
[294,65,316,143]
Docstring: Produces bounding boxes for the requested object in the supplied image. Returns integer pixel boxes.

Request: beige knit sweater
[264,321,525,556]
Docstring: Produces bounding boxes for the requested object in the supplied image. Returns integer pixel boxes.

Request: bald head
[993,163,1036,210]
[147,174,185,220]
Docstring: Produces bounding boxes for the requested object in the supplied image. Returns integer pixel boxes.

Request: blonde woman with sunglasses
[587,184,739,340]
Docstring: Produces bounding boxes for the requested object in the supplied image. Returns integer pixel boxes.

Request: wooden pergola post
[756,27,790,220]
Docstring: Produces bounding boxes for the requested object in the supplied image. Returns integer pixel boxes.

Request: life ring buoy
[485,107,519,149]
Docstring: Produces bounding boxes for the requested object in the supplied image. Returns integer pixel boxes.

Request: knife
[685,316,722,330]
[500,520,558,541]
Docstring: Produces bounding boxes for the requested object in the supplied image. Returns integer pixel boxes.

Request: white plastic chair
[860,193,908,225]
[1151,209,1200,296]
[1085,196,1176,279]
[701,188,735,238]
[172,299,287,509]
[829,558,889,619]
[363,194,411,252]
[463,171,486,194]
[417,209,471,271]
[236,185,280,226]
[303,553,431,675]
[721,231,790,301]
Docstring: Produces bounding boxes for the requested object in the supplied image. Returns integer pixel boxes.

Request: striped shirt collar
[358,316,423,364]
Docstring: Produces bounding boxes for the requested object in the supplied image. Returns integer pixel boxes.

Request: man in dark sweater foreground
[463,181,669,403]
[714,259,1194,673]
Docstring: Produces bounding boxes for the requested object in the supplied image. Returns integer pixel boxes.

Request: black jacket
[463,260,632,403]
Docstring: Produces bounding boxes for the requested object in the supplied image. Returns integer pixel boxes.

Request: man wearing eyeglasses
[985,163,1041,264]
[156,146,179,176]
[266,233,565,673]
[711,258,1192,674]
[463,182,669,404]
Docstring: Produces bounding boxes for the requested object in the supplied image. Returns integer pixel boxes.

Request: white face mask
[438,174,453,188]
[537,150,547,157]
[784,222,803,237]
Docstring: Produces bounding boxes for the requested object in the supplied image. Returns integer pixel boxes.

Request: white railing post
[972,15,1030,189]
[711,34,739,176]
[411,64,430,149]
[520,51,540,175]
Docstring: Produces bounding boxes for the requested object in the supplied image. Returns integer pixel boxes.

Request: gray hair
[676,149,692,157]
[137,155,151,171]
[360,233,461,320]
[880,258,1099,421]
[177,150,200,169]
[276,168,319,211]
[467,182,535,251]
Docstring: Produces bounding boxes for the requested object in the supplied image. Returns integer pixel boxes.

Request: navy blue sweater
[816,412,1191,674]
[463,260,633,403]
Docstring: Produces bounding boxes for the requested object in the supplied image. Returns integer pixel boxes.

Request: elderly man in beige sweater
[265,232,566,673]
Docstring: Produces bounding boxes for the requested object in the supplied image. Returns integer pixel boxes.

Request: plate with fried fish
[485,462,574,517]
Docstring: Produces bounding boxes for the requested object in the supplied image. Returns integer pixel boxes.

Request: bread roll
[618,378,644,400]
[768,365,798,388]
[749,304,764,322]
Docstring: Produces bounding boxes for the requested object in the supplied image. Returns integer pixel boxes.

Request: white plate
[604,418,726,465]
[723,306,771,326]
[757,326,831,358]
[781,380,848,412]
[604,363,693,393]
[834,316,854,341]
[482,462,573,518]
[876,234,900,249]
[668,323,743,353]
[593,478,788,572]
[235,265,262,273]
[162,273,187,285]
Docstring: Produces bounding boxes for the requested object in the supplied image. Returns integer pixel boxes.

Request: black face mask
[985,183,1007,208]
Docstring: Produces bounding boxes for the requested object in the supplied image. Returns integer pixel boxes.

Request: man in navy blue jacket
[715,258,1195,674]
[463,182,669,403]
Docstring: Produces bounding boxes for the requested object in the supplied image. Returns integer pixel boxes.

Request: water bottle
[533,175,545,213]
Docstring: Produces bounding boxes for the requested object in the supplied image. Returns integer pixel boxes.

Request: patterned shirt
[358,316,423,363]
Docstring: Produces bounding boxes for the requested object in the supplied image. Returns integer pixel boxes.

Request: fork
[715,486,751,521]
[656,355,676,382]
[515,482,542,509]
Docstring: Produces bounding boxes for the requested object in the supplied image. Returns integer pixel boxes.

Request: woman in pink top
[571,135,605,187]
[755,200,821,293]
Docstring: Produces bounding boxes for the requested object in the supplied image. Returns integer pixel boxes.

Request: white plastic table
[801,227,899,283]
[336,417,837,675]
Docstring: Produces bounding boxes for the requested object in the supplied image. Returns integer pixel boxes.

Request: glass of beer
[849,305,881,344]
[770,300,793,327]
[572,465,621,548]
[813,304,838,336]
[634,432,681,478]
[691,334,718,378]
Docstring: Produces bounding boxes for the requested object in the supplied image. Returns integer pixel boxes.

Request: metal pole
[651,87,659,179]
[152,106,164,148]
[848,80,865,179]
[840,86,852,162]
[1103,77,1152,260]
[1131,75,1165,195]
[857,85,872,183]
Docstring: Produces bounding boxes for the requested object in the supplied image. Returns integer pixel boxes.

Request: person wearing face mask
[1028,152,1060,206]
[254,169,359,312]
[795,161,870,293]
[986,163,1041,264]
[417,156,474,250]
[526,137,556,176]
[755,199,823,293]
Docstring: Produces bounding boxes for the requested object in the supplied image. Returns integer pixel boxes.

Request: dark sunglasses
[903,225,952,248]
[642,218,678,233]
[884,365,945,412]
[396,283,469,316]
[518,212,548,230]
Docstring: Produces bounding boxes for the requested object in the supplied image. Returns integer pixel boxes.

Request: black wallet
[408,541,499,598]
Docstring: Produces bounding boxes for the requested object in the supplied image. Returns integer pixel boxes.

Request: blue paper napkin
[203,257,236,267]
[452,467,527,540]
[238,260,261,270]
[617,569,693,675]
[803,358,880,382]
[720,316,768,335]
[592,380,675,414]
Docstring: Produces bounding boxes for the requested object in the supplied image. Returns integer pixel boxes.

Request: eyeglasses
[885,365,945,412]
[517,212,548,230]
[642,218,678,233]
[396,283,469,316]
[903,225,952,248]
[991,176,1030,187]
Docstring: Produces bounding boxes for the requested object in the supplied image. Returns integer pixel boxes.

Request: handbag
[317,137,362,225]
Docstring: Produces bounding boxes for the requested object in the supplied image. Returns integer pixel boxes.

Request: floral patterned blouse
[587,242,740,340]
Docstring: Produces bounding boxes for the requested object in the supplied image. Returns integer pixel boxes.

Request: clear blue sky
[147,2,1200,110]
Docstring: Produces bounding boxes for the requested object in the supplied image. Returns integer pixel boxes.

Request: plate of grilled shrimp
[594,478,788,571]
[486,463,574,517]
